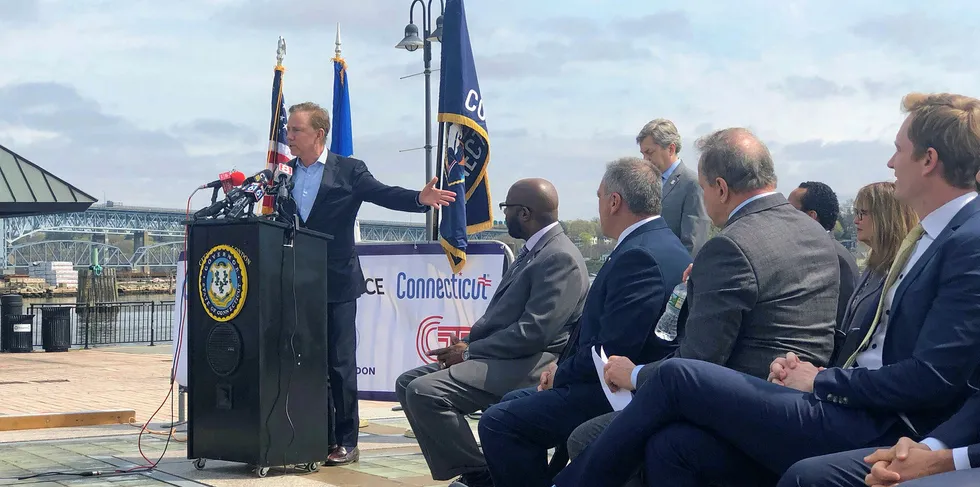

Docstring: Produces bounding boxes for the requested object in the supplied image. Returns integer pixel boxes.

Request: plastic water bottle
[655,281,687,341]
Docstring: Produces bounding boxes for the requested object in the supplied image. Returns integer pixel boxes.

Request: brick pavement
[0,346,491,486]
[0,346,175,420]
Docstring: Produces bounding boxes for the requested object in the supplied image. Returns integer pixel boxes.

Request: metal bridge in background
[0,204,509,268]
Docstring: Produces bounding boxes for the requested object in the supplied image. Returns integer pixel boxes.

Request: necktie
[843,223,925,368]
[516,245,529,262]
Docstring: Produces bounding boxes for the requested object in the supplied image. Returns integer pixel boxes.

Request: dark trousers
[327,300,358,448]
[779,447,980,487]
[478,384,612,487]
[554,358,907,487]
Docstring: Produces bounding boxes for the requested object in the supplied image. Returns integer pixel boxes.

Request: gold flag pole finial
[276,36,286,67]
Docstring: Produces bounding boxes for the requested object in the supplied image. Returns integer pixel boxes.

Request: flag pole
[261,36,287,215]
[335,23,342,59]
[432,121,445,241]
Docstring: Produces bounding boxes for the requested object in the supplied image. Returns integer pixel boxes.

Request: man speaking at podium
[285,101,456,466]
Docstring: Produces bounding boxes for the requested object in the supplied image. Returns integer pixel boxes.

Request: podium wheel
[255,466,270,477]
[193,458,206,470]
[304,462,320,472]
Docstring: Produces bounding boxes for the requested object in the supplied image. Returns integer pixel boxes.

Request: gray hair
[636,118,682,154]
[695,128,777,193]
[601,157,662,216]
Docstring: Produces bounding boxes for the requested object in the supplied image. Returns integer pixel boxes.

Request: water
[654,282,687,341]
[20,293,177,348]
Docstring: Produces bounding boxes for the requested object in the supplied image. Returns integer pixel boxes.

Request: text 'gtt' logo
[416,315,472,364]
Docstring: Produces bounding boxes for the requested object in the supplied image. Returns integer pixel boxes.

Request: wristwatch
[462,349,470,361]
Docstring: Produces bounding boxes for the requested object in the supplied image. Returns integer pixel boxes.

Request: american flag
[260,66,292,215]
[477,274,492,287]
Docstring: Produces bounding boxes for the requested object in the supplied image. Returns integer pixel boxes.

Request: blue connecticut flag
[438,0,492,274]
[330,55,354,157]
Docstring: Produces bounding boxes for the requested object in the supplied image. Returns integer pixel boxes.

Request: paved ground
[0,345,483,486]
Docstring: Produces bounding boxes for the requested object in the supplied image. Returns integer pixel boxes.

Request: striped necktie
[516,245,529,262]
[843,223,924,368]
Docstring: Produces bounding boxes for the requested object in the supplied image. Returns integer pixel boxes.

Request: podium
[185,217,332,477]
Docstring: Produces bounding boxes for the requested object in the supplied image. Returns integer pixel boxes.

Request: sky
[2,0,979,224]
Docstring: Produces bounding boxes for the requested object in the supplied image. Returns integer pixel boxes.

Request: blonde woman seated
[826,181,919,366]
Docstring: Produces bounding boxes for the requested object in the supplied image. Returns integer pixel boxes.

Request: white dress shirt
[614,216,661,251]
[523,221,560,254]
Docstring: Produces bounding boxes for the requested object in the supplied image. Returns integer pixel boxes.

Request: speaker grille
[206,323,242,377]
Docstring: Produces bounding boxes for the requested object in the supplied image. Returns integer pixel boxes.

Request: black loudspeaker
[185,218,331,477]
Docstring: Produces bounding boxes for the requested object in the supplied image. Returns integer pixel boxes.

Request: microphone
[199,171,246,192]
[226,182,266,218]
[243,169,274,186]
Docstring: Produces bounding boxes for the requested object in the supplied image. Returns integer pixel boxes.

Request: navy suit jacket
[929,390,980,467]
[553,217,692,388]
[813,196,980,435]
[286,152,428,302]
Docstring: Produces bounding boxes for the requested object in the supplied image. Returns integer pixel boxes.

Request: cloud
[850,13,978,71]
[0,82,257,208]
[773,139,896,200]
[771,76,857,100]
[171,119,260,146]
[0,0,39,24]
[615,10,693,40]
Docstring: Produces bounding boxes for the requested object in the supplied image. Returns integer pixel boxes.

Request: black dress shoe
[449,469,494,487]
[324,446,359,466]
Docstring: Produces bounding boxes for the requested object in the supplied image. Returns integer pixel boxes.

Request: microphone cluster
[193,165,294,221]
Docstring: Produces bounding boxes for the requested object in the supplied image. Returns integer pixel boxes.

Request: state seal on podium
[198,244,248,322]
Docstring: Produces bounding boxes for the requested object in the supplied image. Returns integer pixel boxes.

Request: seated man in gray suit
[395,178,589,487]
[565,128,841,478]
[637,118,710,255]
[788,181,860,328]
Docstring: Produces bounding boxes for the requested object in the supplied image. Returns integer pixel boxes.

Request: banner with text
[171,242,511,396]
[355,242,509,400]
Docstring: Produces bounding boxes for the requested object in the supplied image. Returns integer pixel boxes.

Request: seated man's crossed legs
[396,364,498,487]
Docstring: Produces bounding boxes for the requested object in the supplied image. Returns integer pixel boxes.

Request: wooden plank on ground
[0,410,135,431]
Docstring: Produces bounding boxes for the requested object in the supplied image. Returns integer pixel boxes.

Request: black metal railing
[25,301,176,349]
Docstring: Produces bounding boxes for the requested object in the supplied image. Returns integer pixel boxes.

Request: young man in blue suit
[476,157,692,487]
[777,169,980,487]
[553,93,980,487]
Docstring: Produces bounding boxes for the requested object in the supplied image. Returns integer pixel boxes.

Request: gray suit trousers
[395,363,498,481]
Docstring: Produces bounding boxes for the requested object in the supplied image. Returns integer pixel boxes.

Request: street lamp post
[396,0,444,241]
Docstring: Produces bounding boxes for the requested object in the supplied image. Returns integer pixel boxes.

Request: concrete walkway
[0,346,480,486]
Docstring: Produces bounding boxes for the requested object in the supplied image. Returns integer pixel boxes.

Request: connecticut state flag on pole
[438,0,492,274]
[330,52,354,157]
[261,65,292,214]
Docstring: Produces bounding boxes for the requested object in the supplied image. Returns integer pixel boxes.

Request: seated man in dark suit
[553,93,980,487]
[477,157,692,487]
[788,180,860,327]
[563,128,842,481]
[395,179,590,487]
[780,391,980,487]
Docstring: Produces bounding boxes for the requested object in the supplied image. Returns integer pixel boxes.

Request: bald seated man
[395,178,590,487]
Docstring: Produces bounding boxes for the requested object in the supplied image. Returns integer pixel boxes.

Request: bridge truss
[0,205,508,269]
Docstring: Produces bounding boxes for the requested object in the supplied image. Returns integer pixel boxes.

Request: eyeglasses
[853,208,869,219]
[499,202,531,212]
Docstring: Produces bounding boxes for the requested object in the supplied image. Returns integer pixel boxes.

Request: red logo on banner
[416,315,472,364]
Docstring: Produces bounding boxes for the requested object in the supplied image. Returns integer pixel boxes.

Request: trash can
[42,307,71,352]
[5,314,34,352]
[1,294,24,352]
